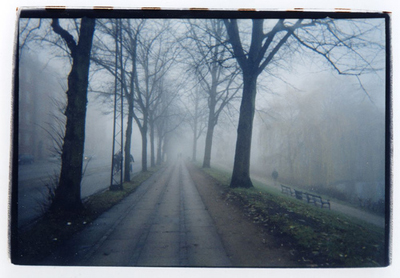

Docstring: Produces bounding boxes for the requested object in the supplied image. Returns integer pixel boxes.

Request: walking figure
[272,169,278,186]
[113,151,122,173]
[130,154,134,172]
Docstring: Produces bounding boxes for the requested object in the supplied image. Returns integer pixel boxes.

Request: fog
[18,16,386,213]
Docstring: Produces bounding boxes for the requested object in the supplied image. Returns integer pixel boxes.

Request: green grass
[15,167,160,265]
[85,169,156,214]
[200,165,387,267]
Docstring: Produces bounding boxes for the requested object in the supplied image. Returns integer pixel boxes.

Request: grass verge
[201,166,387,267]
[14,167,160,265]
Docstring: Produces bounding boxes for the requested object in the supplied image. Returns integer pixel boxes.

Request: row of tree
[18,14,386,213]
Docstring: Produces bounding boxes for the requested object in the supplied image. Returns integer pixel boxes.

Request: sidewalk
[41,167,167,265]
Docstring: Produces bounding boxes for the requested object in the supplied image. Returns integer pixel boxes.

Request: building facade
[18,52,64,161]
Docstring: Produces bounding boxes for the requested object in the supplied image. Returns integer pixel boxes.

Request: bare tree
[132,20,178,172]
[183,87,208,162]
[49,17,96,212]
[149,76,182,167]
[155,93,185,165]
[91,18,144,181]
[122,19,144,181]
[224,18,385,188]
[91,19,179,175]
[185,19,241,168]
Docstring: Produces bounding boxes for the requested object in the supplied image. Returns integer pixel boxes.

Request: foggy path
[43,159,231,266]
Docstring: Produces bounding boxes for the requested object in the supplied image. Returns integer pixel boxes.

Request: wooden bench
[281,184,294,196]
[294,189,303,200]
[304,193,330,209]
[281,184,331,210]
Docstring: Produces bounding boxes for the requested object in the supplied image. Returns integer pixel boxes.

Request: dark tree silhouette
[224,18,384,188]
[50,17,96,213]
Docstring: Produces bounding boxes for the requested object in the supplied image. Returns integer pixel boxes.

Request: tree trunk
[150,116,156,167]
[192,131,198,162]
[156,135,163,165]
[125,27,137,181]
[141,120,148,172]
[124,94,133,182]
[202,118,215,168]
[202,92,216,168]
[229,72,258,188]
[162,136,168,162]
[51,18,96,213]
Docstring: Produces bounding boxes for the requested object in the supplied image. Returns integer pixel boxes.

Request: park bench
[281,184,294,196]
[294,189,303,200]
[304,193,331,210]
[280,184,331,210]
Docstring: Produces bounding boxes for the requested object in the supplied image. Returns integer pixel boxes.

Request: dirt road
[42,159,298,267]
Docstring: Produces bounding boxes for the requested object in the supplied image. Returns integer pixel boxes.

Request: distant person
[130,154,134,172]
[272,169,278,186]
[113,151,122,173]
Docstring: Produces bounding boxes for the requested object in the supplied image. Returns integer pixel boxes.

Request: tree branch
[257,19,305,75]
[223,19,247,70]
[51,18,77,56]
